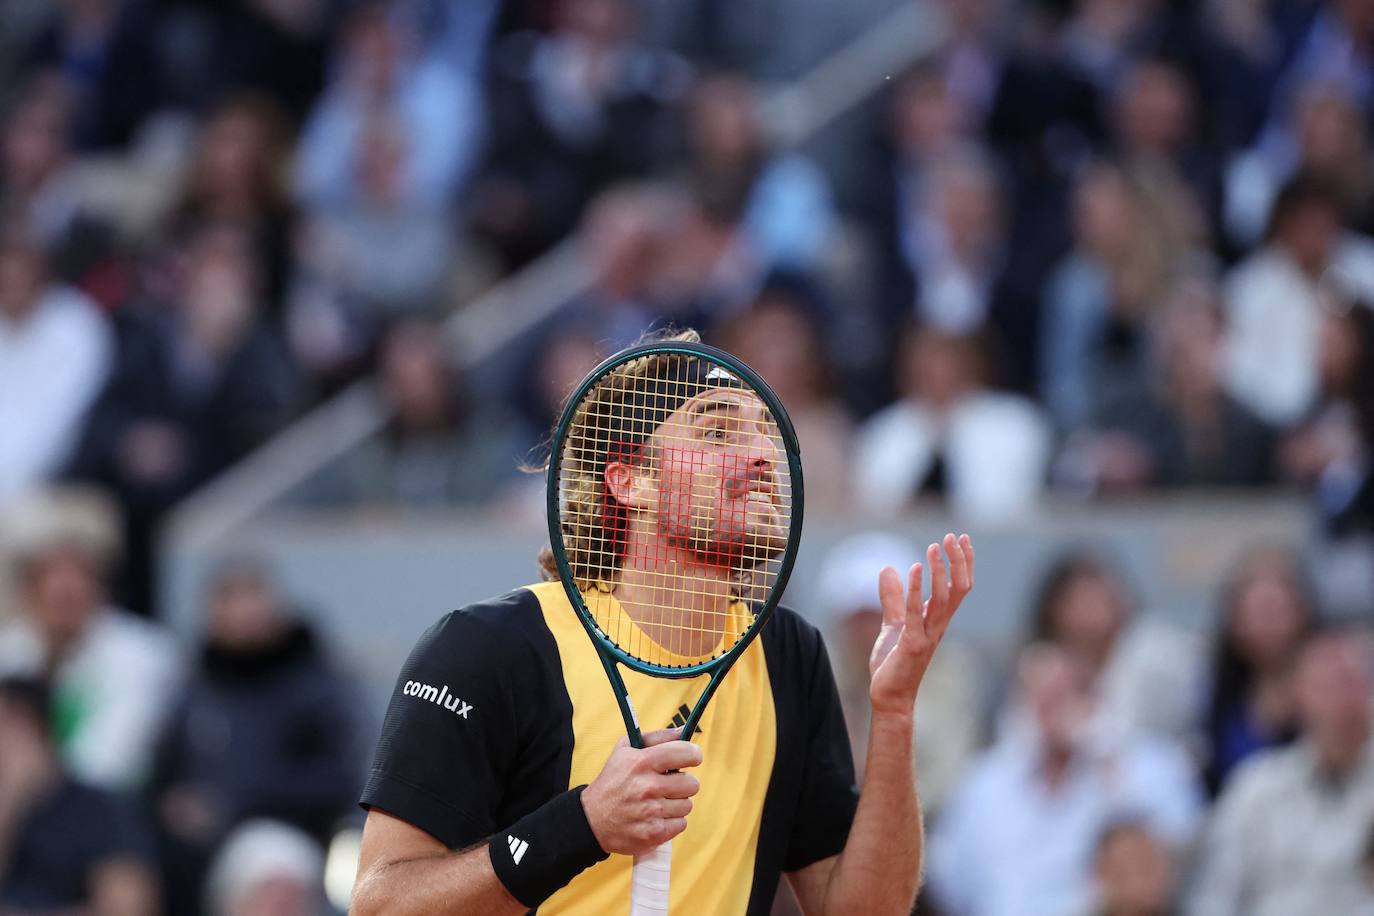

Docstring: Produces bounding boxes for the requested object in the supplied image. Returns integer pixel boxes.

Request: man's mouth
[744,490,775,508]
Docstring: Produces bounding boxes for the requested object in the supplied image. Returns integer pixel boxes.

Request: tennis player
[352,331,974,915]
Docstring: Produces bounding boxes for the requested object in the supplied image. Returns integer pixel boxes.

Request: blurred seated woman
[1201,545,1316,796]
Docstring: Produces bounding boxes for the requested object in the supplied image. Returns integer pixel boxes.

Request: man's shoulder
[759,605,832,676]
[412,586,552,665]
[763,604,825,647]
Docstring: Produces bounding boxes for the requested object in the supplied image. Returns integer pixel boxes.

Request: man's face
[618,388,787,569]
[1294,634,1372,737]
[23,548,102,649]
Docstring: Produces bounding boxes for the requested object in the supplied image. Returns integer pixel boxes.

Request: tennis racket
[545,338,804,915]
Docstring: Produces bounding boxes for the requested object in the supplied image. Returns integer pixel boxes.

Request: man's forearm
[821,712,922,916]
[352,844,526,916]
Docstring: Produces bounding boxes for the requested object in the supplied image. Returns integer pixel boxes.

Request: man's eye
[703,427,728,441]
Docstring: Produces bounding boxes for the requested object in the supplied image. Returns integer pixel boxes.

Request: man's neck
[615,534,736,659]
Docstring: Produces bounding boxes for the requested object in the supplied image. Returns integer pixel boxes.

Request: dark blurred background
[2,0,1374,914]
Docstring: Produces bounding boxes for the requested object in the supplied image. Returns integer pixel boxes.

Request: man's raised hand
[868,533,974,717]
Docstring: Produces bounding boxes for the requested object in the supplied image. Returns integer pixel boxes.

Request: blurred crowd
[4,489,1374,916]
[816,532,1374,916]
[2,0,1374,913]
[1,0,1373,609]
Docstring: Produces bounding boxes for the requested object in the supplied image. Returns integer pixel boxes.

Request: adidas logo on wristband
[508,835,529,865]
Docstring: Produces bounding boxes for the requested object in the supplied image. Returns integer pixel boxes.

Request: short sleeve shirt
[361,581,859,914]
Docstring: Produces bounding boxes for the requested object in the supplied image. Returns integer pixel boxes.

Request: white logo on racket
[508,835,529,865]
[704,366,739,384]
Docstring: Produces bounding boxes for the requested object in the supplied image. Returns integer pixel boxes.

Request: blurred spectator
[1223,172,1374,427]
[289,117,454,374]
[865,67,974,332]
[558,182,682,349]
[854,326,1051,522]
[169,94,297,313]
[296,318,523,508]
[1080,819,1180,916]
[876,146,1023,335]
[400,0,501,76]
[0,488,178,792]
[1040,162,1197,434]
[70,220,298,612]
[0,676,159,915]
[814,532,983,812]
[680,72,834,274]
[929,644,1202,916]
[1020,550,1204,749]
[1112,57,1215,241]
[1267,0,1374,132]
[715,279,854,513]
[204,819,324,916]
[21,0,162,149]
[1,79,83,252]
[151,560,363,916]
[472,0,688,268]
[1227,80,1374,249]
[295,1,481,212]
[206,0,335,124]
[1280,285,1374,538]
[0,220,112,503]
[1189,626,1374,916]
[512,325,606,450]
[1058,274,1277,492]
[1202,545,1316,796]
[1059,0,1170,91]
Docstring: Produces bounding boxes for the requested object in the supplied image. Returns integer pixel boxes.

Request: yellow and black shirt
[360,581,859,914]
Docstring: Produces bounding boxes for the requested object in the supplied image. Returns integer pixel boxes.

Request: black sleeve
[360,610,520,849]
[785,632,860,872]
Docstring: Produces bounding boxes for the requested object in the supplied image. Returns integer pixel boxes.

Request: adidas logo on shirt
[402,680,473,718]
[508,835,529,865]
[667,703,702,734]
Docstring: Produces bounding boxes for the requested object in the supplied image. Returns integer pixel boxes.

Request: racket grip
[629,840,672,914]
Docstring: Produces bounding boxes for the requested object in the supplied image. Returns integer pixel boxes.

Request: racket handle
[629,840,672,914]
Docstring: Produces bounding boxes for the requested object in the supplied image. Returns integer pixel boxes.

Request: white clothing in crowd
[854,394,1051,521]
[1188,738,1374,916]
[1223,237,1374,427]
[929,726,1203,916]
[0,607,180,791]
[0,286,111,503]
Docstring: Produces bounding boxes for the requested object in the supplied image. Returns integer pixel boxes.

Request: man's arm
[352,810,524,916]
[791,533,973,916]
[353,731,702,916]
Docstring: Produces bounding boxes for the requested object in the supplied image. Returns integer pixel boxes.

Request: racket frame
[545,340,805,747]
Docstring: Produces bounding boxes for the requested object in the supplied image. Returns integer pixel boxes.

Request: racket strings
[556,352,792,667]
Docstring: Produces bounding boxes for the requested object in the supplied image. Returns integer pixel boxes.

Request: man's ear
[605,460,654,510]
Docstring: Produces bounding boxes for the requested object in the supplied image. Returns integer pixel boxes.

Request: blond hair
[537,328,703,587]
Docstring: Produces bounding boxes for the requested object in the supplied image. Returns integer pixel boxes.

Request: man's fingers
[658,771,701,799]
[640,727,683,748]
[659,797,693,818]
[906,562,924,629]
[962,534,976,589]
[928,541,948,612]
[878,565,906,628]
[642,740,704,772]
[950,532,972,593]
